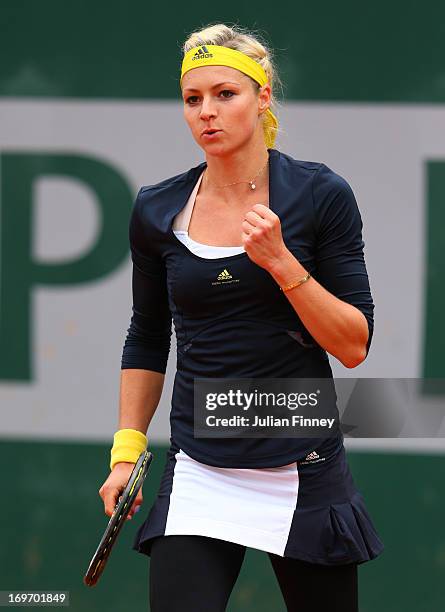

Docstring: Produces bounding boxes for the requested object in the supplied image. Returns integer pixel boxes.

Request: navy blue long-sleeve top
[121,148,374,468]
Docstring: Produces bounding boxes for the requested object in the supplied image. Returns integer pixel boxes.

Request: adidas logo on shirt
[192,45,213,60]
[300,450,326,465]
[217,269,233,280]
[305,451,319,461]
[211,268,239,286]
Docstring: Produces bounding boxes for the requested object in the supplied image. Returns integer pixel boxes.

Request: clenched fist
[241,204,289,271]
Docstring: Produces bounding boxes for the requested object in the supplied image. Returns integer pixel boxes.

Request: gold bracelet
[280,272,311,292]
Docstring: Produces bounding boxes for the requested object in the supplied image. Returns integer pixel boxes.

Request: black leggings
[149,535,358,612]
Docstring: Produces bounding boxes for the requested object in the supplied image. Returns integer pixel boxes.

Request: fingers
[98,481,144,522]
[100,484,122,518]
[244,208,276,230]
[98,463,137,518]
[250,203,277,219]
[98,461,146,523]
[244,210,261,226]
[242,212,260,235]
[242,216,274,239]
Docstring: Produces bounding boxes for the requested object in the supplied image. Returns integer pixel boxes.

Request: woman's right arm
[99,369,165,520]
[118,368,165,433]
[99,189,172,519]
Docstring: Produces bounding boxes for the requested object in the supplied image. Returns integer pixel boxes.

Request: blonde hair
[182,23,282,147]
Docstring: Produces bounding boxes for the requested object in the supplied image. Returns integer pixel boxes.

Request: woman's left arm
[243,164,374,369]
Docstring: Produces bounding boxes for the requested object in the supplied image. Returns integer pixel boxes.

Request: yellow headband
[180,44,278,149]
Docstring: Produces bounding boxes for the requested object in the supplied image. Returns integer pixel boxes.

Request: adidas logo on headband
[192,45,213,61]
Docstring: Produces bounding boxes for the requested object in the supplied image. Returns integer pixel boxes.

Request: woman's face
[181,65,270,156]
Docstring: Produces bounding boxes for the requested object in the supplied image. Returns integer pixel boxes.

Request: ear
[258,83,272,114]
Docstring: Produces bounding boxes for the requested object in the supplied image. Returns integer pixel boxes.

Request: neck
[204,139,270,197]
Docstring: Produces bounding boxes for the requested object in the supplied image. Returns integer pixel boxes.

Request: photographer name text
[206,415,336,428]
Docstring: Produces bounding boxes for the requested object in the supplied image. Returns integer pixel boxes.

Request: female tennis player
[99,23,384,611]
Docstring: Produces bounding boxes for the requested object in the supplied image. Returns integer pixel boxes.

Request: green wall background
[1,0,445,103]
[2,440,445,612]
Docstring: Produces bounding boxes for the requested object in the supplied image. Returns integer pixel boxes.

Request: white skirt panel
[164,449,299,557]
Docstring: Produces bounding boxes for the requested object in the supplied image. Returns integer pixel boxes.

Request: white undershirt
[172,170,246,258]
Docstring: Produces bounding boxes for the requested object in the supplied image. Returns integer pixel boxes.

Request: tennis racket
[84,450,153,587]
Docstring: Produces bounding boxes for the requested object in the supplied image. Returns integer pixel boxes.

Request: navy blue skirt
[133,438,384,566]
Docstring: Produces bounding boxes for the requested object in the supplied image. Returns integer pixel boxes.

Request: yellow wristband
[110,428,148,470]
[280,272,311,292]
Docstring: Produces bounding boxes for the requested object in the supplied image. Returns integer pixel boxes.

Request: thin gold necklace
[205,156,269,191]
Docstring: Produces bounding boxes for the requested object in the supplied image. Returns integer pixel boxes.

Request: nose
[199,95,217,121]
